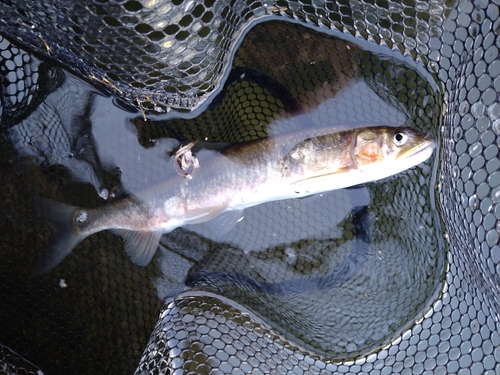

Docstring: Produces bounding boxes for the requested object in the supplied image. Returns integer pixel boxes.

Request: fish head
[354,126,435,172]
[380,127,435,164]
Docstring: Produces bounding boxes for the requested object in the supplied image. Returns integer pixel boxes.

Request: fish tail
[35,199,88,274]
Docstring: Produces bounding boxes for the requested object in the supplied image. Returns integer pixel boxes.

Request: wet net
[0,1,499,375]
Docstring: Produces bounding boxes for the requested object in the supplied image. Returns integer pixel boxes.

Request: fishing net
[0,0,499,374]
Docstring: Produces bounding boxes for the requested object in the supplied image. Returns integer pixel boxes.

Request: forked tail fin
[35,199,87,274]
[35,198,164,273]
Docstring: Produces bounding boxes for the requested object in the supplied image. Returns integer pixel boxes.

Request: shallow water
[0,20,446,372]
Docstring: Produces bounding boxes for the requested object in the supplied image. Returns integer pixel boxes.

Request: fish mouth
[398,136,435,160]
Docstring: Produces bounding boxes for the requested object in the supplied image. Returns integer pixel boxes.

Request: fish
[35,125,435,274]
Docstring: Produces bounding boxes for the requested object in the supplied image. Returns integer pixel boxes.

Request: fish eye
[393,132,408,146]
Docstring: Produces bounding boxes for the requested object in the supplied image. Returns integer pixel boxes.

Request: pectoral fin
[112,229,163,266]
[291,169,351,195]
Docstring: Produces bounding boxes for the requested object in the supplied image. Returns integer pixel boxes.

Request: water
[0,20,446,372]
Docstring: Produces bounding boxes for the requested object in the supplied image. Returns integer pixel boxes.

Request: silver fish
[36,125,435,273]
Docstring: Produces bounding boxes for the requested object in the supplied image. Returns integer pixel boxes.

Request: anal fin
[111,229,163,266]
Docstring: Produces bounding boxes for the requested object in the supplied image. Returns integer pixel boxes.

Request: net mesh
[0,0,499,374]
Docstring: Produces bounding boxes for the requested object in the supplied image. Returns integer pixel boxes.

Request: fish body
[36,126,435,273]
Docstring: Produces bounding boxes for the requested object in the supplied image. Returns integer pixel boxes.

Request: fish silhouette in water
[36,125,435,273]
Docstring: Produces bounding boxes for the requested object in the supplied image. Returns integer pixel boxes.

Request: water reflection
[185,204,371,294]
[7,72,110,199]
